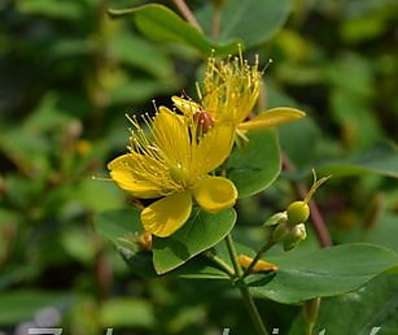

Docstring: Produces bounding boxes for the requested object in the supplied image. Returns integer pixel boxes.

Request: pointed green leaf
[108,4,239,56]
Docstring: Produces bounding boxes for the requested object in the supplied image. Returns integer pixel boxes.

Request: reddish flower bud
[193,110,215,133]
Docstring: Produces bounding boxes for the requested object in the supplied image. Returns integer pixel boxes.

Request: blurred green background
[0,0,397,334]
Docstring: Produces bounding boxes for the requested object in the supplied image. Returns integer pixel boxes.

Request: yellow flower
[172,54,305,140]
[107,107,238,238]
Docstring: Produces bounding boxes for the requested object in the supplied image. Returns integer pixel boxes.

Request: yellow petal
[238,107,306,131]
[153,107,191,168]
[141,192,192,237]
[172,96,201,117]
[107,154,162,198]
[193,176,237,213]
[194,124,234,175]
[238,255,278,272]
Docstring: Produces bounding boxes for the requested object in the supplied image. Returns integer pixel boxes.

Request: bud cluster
[265,209,307,251]
[264,170,330,251]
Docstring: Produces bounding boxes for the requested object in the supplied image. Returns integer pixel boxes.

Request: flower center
[169,163,190,186]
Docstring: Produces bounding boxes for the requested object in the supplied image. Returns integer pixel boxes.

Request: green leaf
[109,31,176,80]
[95,208,141,248]
[108,4,239,56]
[61,227,96,264]
[0,290,72,325]
[99,298,155,329]
[74,179,124,212]
[153,208,237,275]
[0,266,38,291]
[23,93,72,132]
[364,212,398,253]
[287,143,398,180]
[326,53,374,98]
[289,274,398,334]
[279,118,322,169]
[109,77,178,105]
[121,248,230,280]
[226,129,281,198]
[17,0,83,20]
[316,143,398,178]
[49,38,94,58]
[95,208,157,277]
[252,243,398,304]
[95,208,233,279]
[331,90,383,150]
[197,0,291,48]
[173,257,230,280]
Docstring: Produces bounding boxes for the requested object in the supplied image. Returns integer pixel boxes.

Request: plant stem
[305,322,315,335]
[225,235,269,335]
[240,286,269,335]
[303,297,321,335]
[172,0,203,32]
[242,239,275,278]
[225,234,243,276]
[282,153,332,248]
[205,251,236,278]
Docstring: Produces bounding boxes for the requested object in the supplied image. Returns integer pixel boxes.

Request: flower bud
[264,212,288,227]
[238,255,278,273]
[283,223,307,251]
[137,231,152,251]
[287,201,310,225]
[193,111,215,133]
[272,222,290,242]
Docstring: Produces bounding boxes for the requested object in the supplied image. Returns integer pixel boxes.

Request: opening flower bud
[272,222,290,242]
[287,201,310,225]
[238,255,278,273]
[264,211,288,227]
[193,110,215,133]
[283,223,307,251]
[292,223,307,240]
[137,231,152,251]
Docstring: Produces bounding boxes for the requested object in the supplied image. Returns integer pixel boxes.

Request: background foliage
[0,0,397,334]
